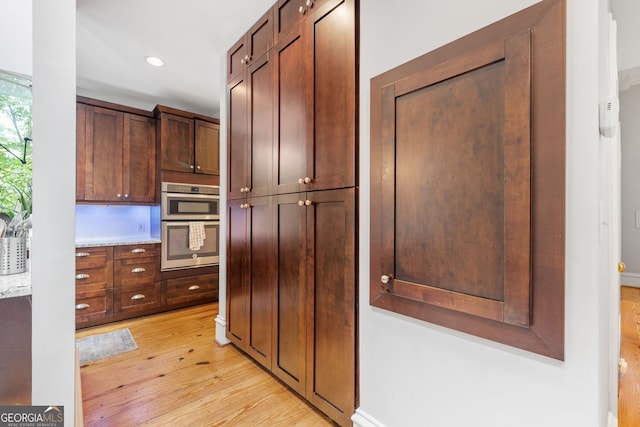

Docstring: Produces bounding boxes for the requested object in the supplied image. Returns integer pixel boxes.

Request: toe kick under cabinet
[75,243,218,329]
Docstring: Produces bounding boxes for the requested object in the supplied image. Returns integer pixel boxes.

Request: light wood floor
[620,286,640,427]
[76,304,336,427]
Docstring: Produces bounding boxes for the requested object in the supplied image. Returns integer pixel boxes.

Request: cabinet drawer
[114,244,158,260]
[75,246,112,269]
[114,282,161,314]
[115,257,159,286]
[165,273,219,305]
[75,289,113,325]
[75,262,113,293]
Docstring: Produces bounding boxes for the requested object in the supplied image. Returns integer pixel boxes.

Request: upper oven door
[161,192,220,220]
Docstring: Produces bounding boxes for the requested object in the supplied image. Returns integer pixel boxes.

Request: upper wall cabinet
[370,0,565,360]
[76,99,156,204]
[274,0,357,195]
[227,8,274,83]
[154,105,220,176]
[227,9,275,200]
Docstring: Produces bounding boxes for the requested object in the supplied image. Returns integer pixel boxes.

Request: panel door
[305,188,356,425]
[273,192,307,394]
[304,0,356,192]
[159,112,194,173]
[194,119,220,175]
[227,74,249,200]
[83,106,124,202]
[247,53,274,197]
[123,113,156,203]
[274,26,309,195]
[246,196,275,369]
[226,199,249,349]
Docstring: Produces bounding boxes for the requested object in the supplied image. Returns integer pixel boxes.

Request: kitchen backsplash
[76,205,161,243]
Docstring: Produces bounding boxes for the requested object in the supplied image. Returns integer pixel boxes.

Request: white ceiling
[76,0,273,117]
[76,1,640,118]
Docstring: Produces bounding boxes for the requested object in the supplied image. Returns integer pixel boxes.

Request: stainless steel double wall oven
[160,182,220,270]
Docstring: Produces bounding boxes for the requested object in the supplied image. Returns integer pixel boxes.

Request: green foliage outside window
[0,72,32,219]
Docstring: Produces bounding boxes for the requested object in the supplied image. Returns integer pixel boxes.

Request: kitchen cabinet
[113,244,161,315]
[226,196,275,370]
[154,105,220,176]
[274,189,356,422]
[226,0,357,425]
[75,246,114,326]
[274,0,356,194]
[227,23,274,201]
[226,8,274,83]
[76,99,156,204]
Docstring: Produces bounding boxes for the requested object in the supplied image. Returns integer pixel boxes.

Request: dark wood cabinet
[369,0,565,360]
[155,105,220,176]
[113,243,160,315]
[226,1,357,425]
[226,196,275,370]
[76,100,156,204]
[75,246,114,326]
[273,189,356,422]
[274,0,356,195]
[227,37,274,200]
[227,8,274,83]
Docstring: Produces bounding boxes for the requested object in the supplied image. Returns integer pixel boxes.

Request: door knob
[381,275,391,284]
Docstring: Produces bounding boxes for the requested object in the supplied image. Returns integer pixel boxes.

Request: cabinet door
[159,112,195,173]
[123,113,156,202]
[227,74,249,200]
[305,0,356,192]
[83,106,124,201]
[247,53,273,197]
[248,7,274,64]
[274,26,308,195]
[194,119,220,175]
[226,199,249,348]
[273,192,307,394]
[76,103,87,200]
[227,36,247,83]
[246,196,275,369]
[275,0,306,42]
[305,188,356,424]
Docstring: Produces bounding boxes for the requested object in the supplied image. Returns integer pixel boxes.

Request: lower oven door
[161,221,220,271]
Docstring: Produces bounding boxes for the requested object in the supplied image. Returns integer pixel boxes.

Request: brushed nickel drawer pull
[75,303,90,310]
[131,248,146,254]
[131,267,146,273]
[188,285,200,291]
[76,252,90,258]
[131,294,146,300]
[75,273,90,280]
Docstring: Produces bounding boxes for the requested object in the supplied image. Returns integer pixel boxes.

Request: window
[0,70,32,221]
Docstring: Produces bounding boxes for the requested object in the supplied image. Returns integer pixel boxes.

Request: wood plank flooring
[76,304,336,426]
[620,286,640,427]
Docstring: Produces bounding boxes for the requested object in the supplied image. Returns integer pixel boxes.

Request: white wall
[31,0,76,418]
[355,1,609,426]
[0,0,32,76]
[620,85,640,279]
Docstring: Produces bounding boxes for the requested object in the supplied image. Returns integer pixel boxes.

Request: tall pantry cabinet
[226,0,357,425]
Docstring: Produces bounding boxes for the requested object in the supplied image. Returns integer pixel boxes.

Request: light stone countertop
[75,238,161,248]
[0,269,31,299]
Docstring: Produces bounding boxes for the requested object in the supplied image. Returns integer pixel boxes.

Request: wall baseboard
[214,315,231,346]
[352,408,387,427]
[608,411,618,427]
[621,272,640,288]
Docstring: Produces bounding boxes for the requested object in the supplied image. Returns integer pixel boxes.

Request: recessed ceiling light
[145,56,164,67]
